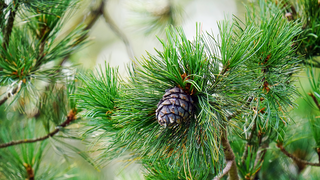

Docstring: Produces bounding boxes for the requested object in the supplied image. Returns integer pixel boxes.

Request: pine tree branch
[308,93,320,111]
[57,0,103,68]
[0,86,18,106]
[2,3,18,51]
[0,80,22,106]
[0,110,77,149]
[101,0,135,61]
[221,126,239,180]
[277,143,320,167]
[29,6,102,119]
[213,160,234,180]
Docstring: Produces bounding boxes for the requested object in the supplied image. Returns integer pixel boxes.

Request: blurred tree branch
[101,0,135,61]
[277,143,320,167]
[0,85,18,106]
[213,160,233,180]
[0,109,76,149]
[57,0,104,68]
[308,93,320,111]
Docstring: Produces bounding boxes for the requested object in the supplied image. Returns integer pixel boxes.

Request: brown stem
[23,163,34,180]
[277,143,320,167]
[308,93,320,111]
[213,160,234,180]
[56,0,103,69]
[0,85,18,106]
[221,126,239,180]
[0,109,77,148]
[2,3,18,50]
[101,0,135,61]
[317,148,320,164]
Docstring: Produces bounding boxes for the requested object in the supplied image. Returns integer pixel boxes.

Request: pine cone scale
[156,86,194,127]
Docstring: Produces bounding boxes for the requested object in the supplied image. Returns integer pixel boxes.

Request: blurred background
[68,0,244,75]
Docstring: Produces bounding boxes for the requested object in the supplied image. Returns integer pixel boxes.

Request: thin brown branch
[317,148,320,164]
[101,0,135,61]
[221,126,239,180]
[57,0,103,68]
[277,143,320,167]
[308,93,320,111]
[2,3,18,50]
[0,110,77,148]
[213,160,234,180]
[0,85,18,106]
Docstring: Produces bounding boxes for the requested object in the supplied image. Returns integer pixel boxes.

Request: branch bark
[221,126,239,180]
[308,93,320,111]
[213,160,234,180]
[277,143,320,167]
[0,84,19,106]
[0,110,76,148]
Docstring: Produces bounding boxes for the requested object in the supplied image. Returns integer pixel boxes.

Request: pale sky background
[73,0,245,77]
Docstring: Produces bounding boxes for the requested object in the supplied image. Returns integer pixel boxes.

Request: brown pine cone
[156,86,194,127]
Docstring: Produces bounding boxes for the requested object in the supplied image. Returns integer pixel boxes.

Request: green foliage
[279,0,320,57]
[304,67,320,148]
[0,0,96,179]
[2,0,320,179]
[295,0,320,57]
[0,0,87,89]
[75,63,120,137]
[75,1,303,179]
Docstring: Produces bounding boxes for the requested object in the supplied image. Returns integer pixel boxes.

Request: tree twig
[0,110,77,148]
[220,126,239,180]
[277,143,320,167]
[57,0,103,69]
[308,93,320,111]
[213,160,234,180]
[101,0,135,61]
[317,148,320,165]
[0,83,20,106]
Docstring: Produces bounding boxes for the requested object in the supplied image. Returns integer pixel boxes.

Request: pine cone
[156,86,194,127]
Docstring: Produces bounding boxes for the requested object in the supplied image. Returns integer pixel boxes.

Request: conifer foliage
[0,0,93,179]
[1,0,320,179]
[75,1,306,179]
